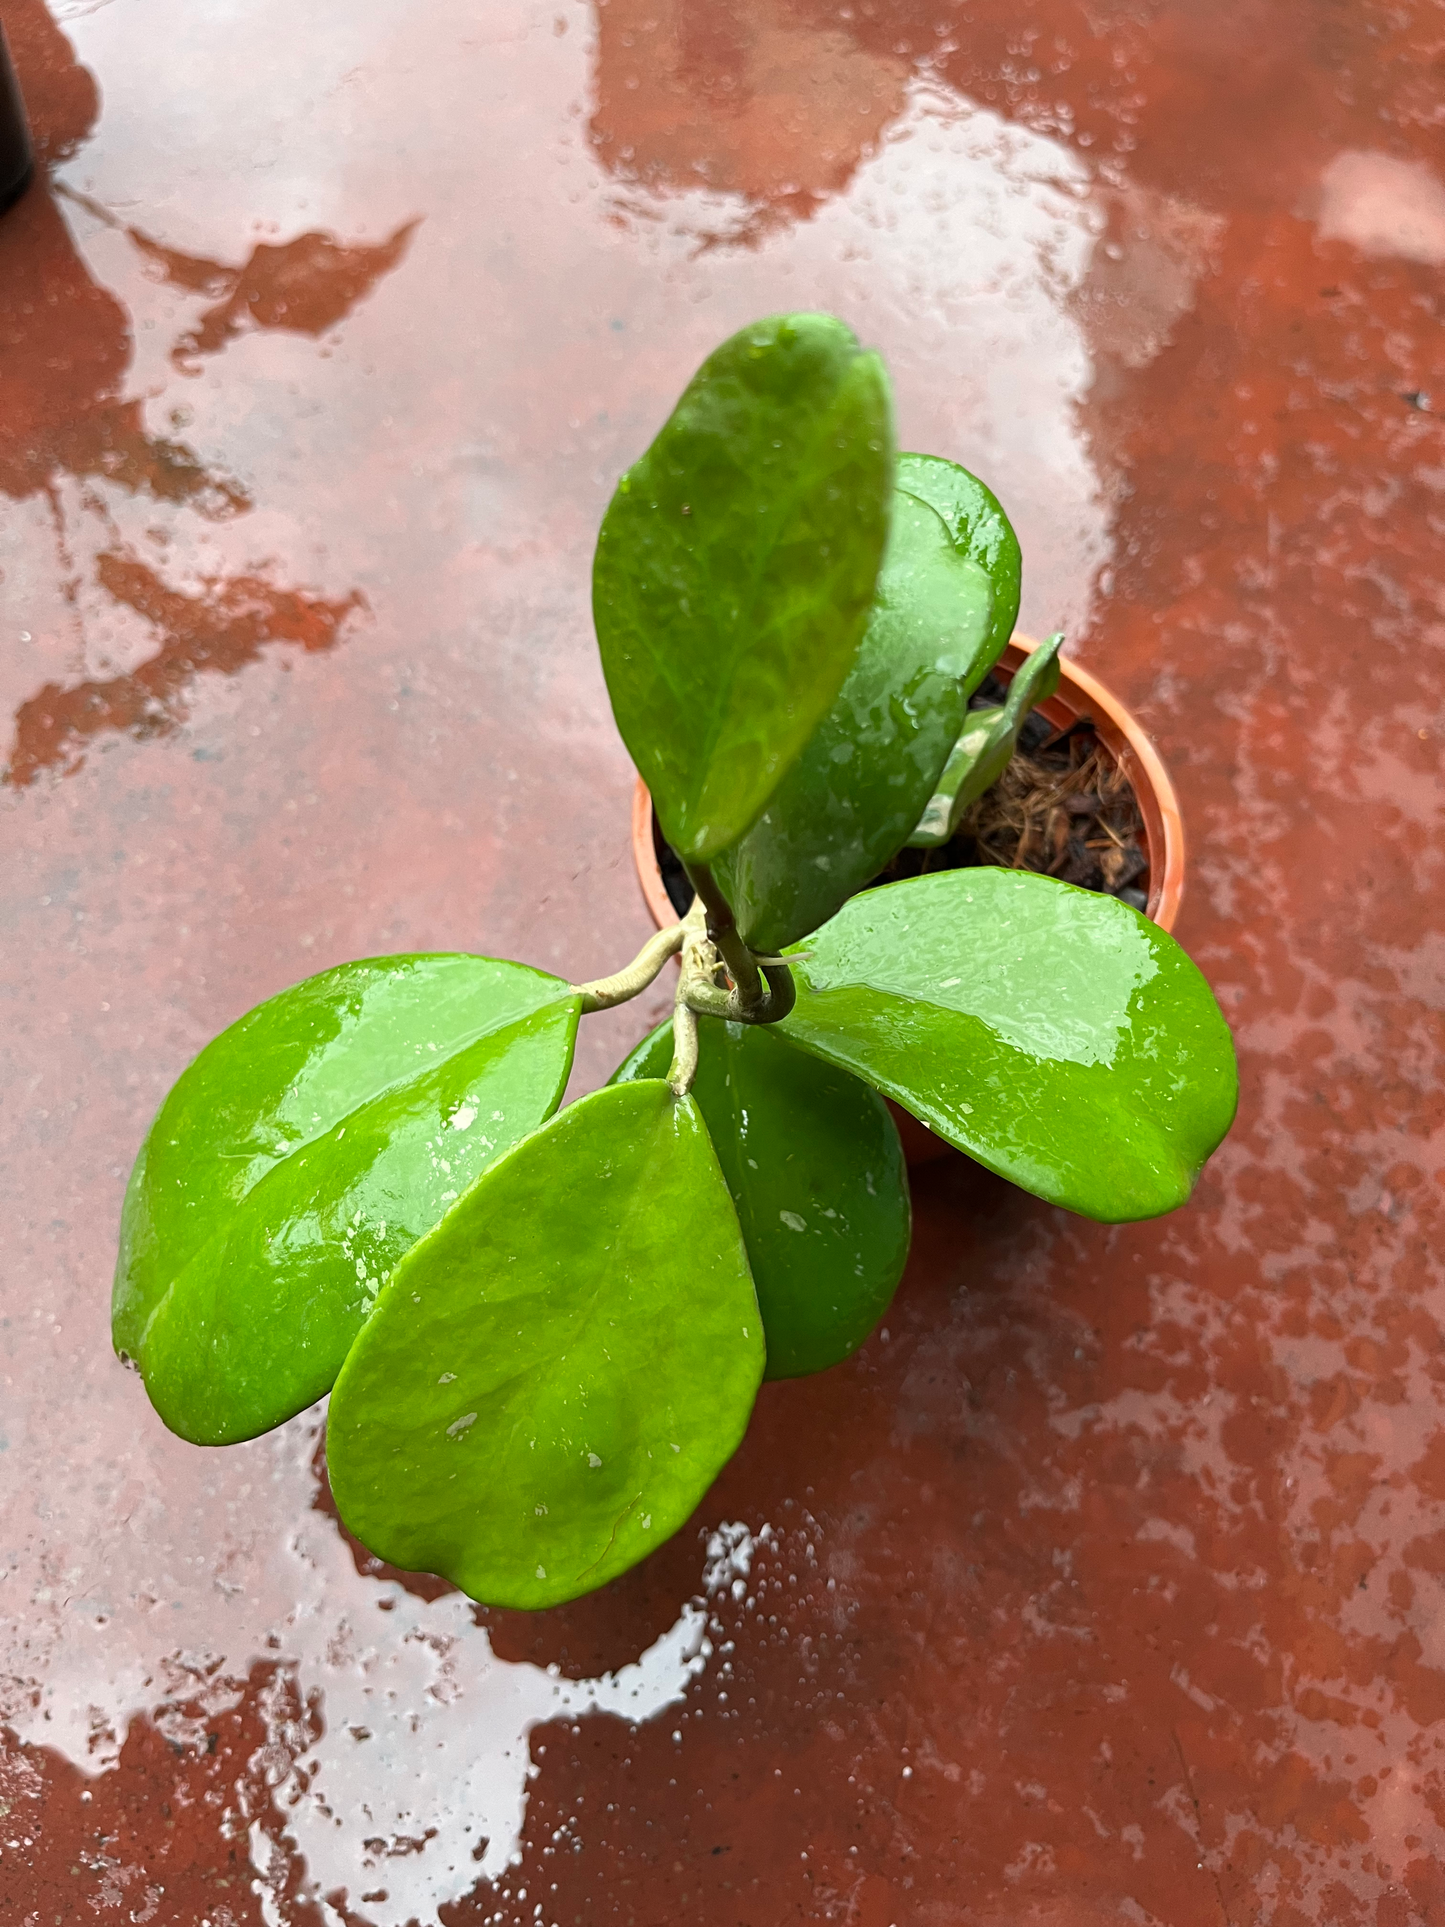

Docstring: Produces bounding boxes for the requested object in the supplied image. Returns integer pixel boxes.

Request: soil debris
[871,681,1150,911]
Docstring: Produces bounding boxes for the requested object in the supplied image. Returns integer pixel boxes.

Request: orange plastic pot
[630,635,1187,1163]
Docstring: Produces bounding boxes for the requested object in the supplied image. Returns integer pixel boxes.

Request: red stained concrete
[2,1,1444,1922]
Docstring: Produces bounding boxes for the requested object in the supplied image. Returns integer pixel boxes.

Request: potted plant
[639,633,1187,936]
[112,313,1237,1612]
[633,622,1190,1164]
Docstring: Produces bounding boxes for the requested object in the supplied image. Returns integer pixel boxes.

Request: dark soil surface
[870,675,1150,911]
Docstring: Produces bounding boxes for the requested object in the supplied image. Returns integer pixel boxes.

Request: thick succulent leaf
[593,312,894,863]
[613,1019,910,1379]
[909,632,1064,848]
[896,452,1021,662]
[778,869,1238,1222]
[712,488,998,952]
[114,956,580,1445]
[326,1081,765,1609]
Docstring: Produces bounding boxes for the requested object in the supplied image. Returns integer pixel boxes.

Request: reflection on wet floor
[6,554,366,784]
[64,185,421,371]
[0,183,249,519]
[0,0,409,787]
[589,0,910,246]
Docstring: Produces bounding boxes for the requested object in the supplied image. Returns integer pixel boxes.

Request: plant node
[670,891,795,1026]
[684,862,766,1015]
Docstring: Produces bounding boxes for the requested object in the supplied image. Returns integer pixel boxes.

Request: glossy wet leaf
[113,956,581,1446]
[327,1080,765,1609]
[895,451,1022,664]
[778,868,1238,1221]
[593,312,894,864]
[613,1019,910,1378]
[909,632,1064,848]
[713,487,1000,951]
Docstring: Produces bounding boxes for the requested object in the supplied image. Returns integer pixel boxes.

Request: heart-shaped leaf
[593,312,894,864]
[712,486,1000,951]
[326,1080,765,1609]
[778,868,1237,1221]
[114,955,581,1445]
[896,452,1021,663]
[613,1019,910,1378]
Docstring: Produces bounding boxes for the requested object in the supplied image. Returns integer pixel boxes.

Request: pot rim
[630,632,1186,936]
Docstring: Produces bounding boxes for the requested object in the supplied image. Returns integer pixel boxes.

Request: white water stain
[1317,150,1445,265]
[601,72,1112,644]
[245,1499,714,1926]
[3,1406,760,1925]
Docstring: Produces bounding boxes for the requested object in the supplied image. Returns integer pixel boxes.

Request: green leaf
[778,868,1238,1222]
[326,1080,765,1609]
[613,1019,910,1378]
[896,452,1022,663]
[593,312,894,863]
[113,956,581,1446]
[908,632,1064,848]
[712,487,999,951]
[700,453,1021,951]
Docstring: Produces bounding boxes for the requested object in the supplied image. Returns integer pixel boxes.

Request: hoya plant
[113,314,1237,1610]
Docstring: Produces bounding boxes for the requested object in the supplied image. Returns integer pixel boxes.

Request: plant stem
[571,922,685,1012]
[758,960,797,1022]
[667,994,700,1097]
[569,874,793,1042]
[683,861,765,1015]
[667,905,709,1091]
[679,958,796,1026]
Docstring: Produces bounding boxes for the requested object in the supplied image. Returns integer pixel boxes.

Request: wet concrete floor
[2,1,1444,1921]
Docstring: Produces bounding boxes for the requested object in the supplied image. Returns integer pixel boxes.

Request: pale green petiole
[906,632,1066,849]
